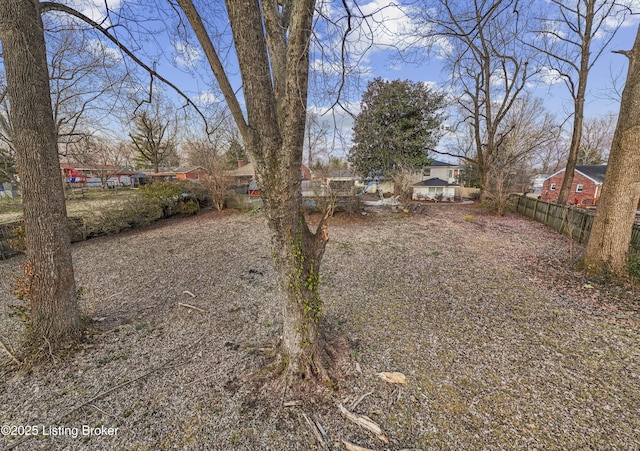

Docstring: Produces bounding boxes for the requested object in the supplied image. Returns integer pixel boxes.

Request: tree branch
[38,1,213,134]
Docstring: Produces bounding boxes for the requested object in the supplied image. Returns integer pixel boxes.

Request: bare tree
[578,115,616,164]
[584,25,640,278]
[66,136,132,189]
[529,0,628,205]
[45,23,129,149]
[411,0,539,201]
[184,138,233,211]
[176,0,334,380]
[0,0,80,352]
[304,111,330,169]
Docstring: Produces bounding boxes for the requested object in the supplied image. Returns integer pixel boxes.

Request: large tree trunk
[583,25,640,277]
[225,0,328,379]
[179,0,327,379]
[0,0,80,350]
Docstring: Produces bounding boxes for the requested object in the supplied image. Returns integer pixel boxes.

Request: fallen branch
[182,290,197,298]
[342,440,376,451]
[0,336,21,367]
[349,391,373,411]
[301,410,328,450]
[284,400,303,407]
[97,290,123,303]
[178,302,206,313]
[337,403,389,444]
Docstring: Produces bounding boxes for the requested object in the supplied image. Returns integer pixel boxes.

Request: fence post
[544,202,551,226]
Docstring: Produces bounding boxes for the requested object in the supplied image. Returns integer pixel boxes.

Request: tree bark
[0,0,80,349]
[583,25,640,277]
[180,0,327,379]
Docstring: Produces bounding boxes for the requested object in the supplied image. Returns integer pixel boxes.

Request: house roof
[575,165,607,183]
[414,177,459,187]
[328,170,356,179]
[545,164,608,185]
[225,162,256,177]
[175,166,206,174]
[428,160,458,167]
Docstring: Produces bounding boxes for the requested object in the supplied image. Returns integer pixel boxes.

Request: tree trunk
[557,105,584,206]
[583,25,640,278]
[0,0,81,350]
[256,158,328,379]
[179,0,327,379]
[225,0,328,379]
[556,0,594,206]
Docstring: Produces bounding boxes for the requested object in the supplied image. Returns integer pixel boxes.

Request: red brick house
[541,165,607,207]
[175,166,208,181]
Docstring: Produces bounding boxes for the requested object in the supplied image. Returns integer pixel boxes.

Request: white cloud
[174,41,202,68]
[68,0,122,26]
[538,66,564,86]
[86,39,122,62]
[194,91,219,105]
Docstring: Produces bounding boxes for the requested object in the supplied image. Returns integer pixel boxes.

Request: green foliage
[223,138,247,167]
[80,198,162,237]
[458,161,481,188]
[140,180,206,217]
[79,181,206,237]
[348,78,447,178]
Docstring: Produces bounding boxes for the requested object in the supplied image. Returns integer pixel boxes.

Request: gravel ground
[0,204,638,450]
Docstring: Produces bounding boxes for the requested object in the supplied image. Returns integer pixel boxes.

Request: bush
[140,180,206,218]
[80,198,163,237]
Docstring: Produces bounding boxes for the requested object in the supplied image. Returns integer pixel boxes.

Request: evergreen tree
[348,78,446,178]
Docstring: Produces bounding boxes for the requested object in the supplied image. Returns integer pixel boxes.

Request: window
[576,184,583,193]
[424,169,431,177]
[550,183,556,190]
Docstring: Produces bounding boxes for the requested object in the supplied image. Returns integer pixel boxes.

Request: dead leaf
[377,371,407,384]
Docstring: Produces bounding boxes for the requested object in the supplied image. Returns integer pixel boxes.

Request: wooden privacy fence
[513,195,640,257]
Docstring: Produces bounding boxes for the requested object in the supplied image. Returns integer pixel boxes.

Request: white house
[422,160,460,184]
[412,178,458,201]
[411,160,460,201]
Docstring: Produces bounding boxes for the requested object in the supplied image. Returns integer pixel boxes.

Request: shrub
[80,197,163,237]
[140,180,205,218]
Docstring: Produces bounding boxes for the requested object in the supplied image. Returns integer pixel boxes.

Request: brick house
[175,166,208,181]
[541,165,607,207]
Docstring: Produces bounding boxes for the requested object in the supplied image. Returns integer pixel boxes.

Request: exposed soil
[1,204,638,450]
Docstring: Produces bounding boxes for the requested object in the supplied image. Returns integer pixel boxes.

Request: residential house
[411,160,461,201]
[175,166,208,181]
[423,160,460,184]
[541,165,607,206]
[61,163,136,187]
[225,161,312,196]
[412,178,458,201]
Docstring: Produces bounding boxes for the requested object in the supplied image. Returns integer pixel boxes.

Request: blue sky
[56,0,640,158]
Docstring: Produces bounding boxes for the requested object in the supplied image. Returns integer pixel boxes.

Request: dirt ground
[0,204,638,450]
